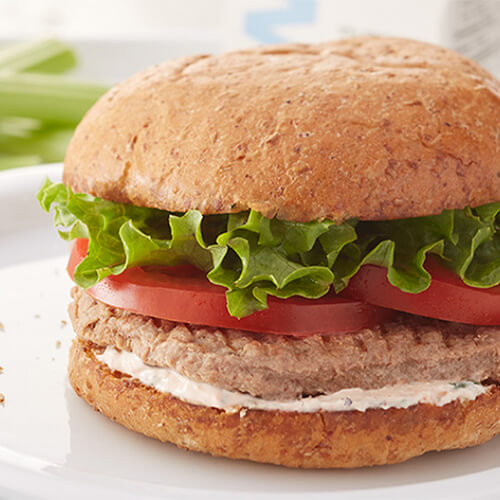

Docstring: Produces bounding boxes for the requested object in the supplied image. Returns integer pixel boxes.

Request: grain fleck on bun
[69,340,500,468]
[63,37,500,222]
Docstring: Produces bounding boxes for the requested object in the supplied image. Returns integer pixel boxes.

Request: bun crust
[69,340,500,468]
[63,37,500,222]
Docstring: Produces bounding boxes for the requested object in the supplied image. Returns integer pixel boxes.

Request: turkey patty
[69,287,500,400]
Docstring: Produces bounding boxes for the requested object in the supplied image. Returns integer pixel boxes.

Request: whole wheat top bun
[63,36,500,222]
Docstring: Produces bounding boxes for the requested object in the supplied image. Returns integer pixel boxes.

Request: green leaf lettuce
[38,180,500,318]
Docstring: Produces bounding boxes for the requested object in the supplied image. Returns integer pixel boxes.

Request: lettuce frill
[38,180,500,318]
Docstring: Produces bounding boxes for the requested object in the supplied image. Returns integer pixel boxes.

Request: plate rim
[0,163,499,500]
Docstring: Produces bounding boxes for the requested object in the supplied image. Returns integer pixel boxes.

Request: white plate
[1,165,500,500]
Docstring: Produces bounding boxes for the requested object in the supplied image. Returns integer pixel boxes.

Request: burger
[38,37,500,468]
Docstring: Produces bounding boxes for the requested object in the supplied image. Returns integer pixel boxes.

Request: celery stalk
[0,154,41,170]
[0,39,76,74]
[0,117,41,139]
[0,72,108,124]
[0,127,73,162]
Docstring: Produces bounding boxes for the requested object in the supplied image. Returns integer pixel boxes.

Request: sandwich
[38,36,500,468]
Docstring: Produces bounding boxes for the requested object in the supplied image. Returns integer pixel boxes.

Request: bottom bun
[69,340,500,468]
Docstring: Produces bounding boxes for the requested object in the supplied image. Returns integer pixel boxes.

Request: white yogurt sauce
[97,346,488,414]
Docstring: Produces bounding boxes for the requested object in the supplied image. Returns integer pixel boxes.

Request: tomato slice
[68,239,396,337]
[341,259,500,325]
